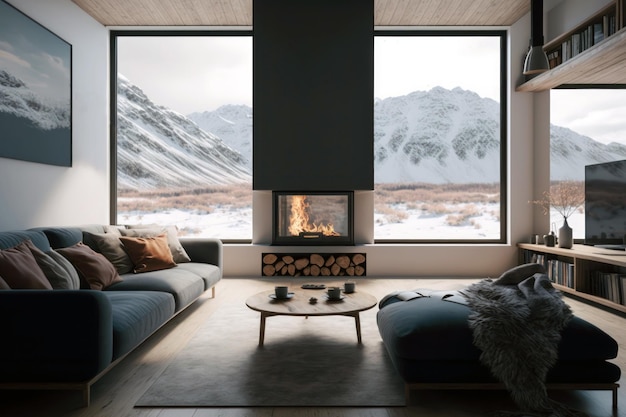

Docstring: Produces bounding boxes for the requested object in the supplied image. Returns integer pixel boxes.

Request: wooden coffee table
[246,289,378,346]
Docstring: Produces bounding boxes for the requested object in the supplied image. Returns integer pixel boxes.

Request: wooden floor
[0,277,624,417]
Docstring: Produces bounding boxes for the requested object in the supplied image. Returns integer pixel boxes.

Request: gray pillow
[24,240,79,290]
[46,251,81,290]
[494,263,547,286]
[83,231,134,274]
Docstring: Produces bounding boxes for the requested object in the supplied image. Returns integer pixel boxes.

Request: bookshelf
[516,0,626,92]
[518,243,626,314]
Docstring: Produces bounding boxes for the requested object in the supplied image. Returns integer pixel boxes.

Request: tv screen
[585,159,626,247]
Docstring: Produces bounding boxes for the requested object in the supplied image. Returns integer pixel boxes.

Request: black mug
[543,233,556,247]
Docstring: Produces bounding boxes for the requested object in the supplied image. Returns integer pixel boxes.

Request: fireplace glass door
[273,191,354,245]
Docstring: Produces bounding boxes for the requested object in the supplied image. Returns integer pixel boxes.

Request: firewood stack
[262,253,366,276]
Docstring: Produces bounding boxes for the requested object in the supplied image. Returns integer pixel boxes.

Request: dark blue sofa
[0,224,222,406]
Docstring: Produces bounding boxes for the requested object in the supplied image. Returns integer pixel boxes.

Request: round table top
[246,288,377,317]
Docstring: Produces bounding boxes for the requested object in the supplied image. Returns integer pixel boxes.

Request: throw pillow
[23,239,77,290]
[83,231,134,275]
[46,250,81,290]
[0,275,11,290]
[56,242,123,290]
[0,241,52,289]
[121,225,191,263]
[494,263,547,286]
[119,234,177,273]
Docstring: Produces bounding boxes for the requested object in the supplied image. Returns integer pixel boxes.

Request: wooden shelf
[516,26,626,91]
[518,243,626,314]
[517,0,626,92]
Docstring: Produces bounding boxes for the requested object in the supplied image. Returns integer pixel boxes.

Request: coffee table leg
[351,312,362,344]
[259,312,267,346]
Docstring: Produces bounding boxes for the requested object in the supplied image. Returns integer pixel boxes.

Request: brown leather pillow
[119,234,176,273]
[0,241,52,289]
[56,242,123,290]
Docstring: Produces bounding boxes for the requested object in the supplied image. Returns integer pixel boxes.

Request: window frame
[372,29,508,244]
[109,30,253,242]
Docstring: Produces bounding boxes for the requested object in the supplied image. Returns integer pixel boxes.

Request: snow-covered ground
[118,204,585,242]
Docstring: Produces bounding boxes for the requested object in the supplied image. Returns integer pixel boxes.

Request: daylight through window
[373,32,506,242]
[114,34,253,240]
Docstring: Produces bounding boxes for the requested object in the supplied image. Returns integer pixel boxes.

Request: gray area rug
[136,297,405,407]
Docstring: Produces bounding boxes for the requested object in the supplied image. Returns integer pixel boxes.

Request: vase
[558,218,573,249]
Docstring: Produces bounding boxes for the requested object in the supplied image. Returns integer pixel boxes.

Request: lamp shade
[523,45,550,75]
[523,0,550,75]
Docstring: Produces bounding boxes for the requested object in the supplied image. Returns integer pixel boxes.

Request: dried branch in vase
[529,180,585,219]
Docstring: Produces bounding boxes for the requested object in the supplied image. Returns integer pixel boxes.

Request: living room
[0,0,625,416]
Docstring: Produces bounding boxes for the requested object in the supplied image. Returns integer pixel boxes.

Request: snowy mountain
[0,70,70,130]
[374,87,501,183]
[188,105,252,170]
[550,125,626,180]
[115,76,625,189]
[116,75,251,190]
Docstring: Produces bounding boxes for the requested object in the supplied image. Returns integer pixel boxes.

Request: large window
[550,88,626,239]
[373,32,506,242]
[112,32,252,240]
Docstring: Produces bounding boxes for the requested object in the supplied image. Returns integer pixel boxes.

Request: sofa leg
[212,286,216,298]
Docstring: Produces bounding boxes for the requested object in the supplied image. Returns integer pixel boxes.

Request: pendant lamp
[523,0,550,75]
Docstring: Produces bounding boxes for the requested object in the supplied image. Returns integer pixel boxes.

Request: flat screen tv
[584,159,626,249]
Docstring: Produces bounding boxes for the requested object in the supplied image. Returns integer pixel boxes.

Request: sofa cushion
[0,230,51,252]
[0,241,52,289]
[107,267,205,312]
[122,225,191,263]
[176,262,221,291]
[83,231,134,274]
[377,293,619,362]
[119,234,176,273]
[56,243,123,290]
[103,291,175,360]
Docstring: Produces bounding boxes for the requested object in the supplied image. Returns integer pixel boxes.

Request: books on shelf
[522,250,574,289]
[590,271,625,305]
[545,7,618,69]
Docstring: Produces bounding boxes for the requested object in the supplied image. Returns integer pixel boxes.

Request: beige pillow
[121,225,191,263]
[119,234,176,273]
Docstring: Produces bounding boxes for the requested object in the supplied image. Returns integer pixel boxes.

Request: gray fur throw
[462,272,586,417]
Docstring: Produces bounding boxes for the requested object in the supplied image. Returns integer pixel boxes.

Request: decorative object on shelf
[558,218,573,249]
[530,180,585,249]
[543,231,556,247]
[523,0,550,75]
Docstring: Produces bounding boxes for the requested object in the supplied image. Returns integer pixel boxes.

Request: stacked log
[262,253,366,277]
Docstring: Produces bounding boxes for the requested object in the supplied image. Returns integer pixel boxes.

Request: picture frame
[0,0,72,166]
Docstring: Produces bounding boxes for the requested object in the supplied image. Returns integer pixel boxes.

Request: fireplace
[272,191,354,245]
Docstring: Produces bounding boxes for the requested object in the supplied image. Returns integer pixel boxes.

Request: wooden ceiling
[71,0,529,27]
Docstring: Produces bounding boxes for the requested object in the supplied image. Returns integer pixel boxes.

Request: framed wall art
[0,0,72,166]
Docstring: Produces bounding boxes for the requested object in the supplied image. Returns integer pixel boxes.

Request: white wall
[0,0,546,278]
[0,0,109,231]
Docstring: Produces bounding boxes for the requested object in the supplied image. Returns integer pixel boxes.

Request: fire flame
[288,195,339,237]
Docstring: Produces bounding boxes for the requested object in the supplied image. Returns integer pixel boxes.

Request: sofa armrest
[0,290,113,382]
[180,237,223,272]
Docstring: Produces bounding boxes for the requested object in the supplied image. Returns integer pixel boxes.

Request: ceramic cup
[344,282,356,293]
[275,286,289,299]
[327,286,342,300]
